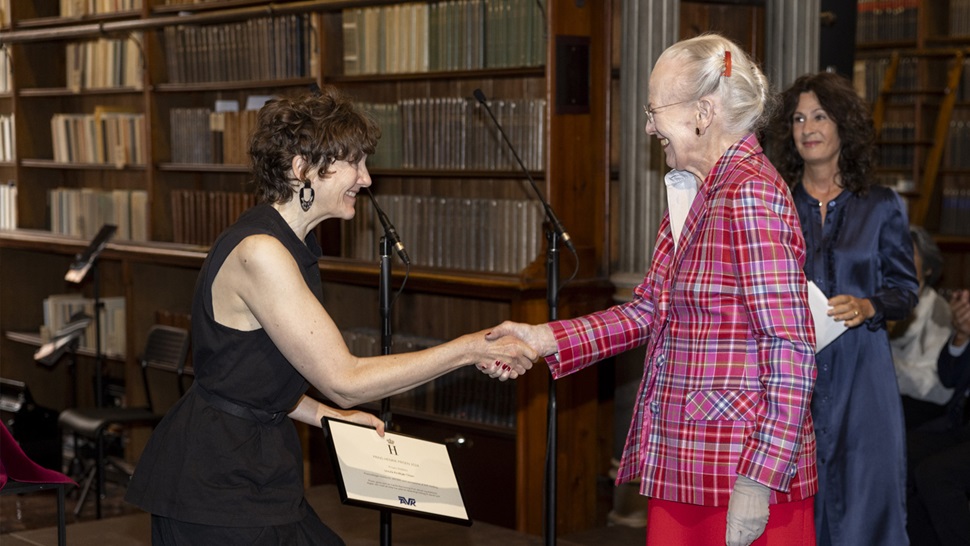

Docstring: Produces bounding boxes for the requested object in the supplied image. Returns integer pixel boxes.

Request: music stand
[34,312,92,410]
[64,224,117,408]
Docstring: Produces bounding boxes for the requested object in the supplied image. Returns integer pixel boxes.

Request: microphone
[364,187,410,266]
[472,89,575,254]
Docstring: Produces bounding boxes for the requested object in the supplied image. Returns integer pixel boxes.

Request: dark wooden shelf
[0,229,553,294]
[19,159,147,170]
[17,86,143,97]
[154,77,317,93]
[326,66,545,83]
[10,11,140,31]
[155,163,544,179]
[157,162,250,173]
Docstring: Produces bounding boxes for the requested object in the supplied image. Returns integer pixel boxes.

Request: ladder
[870,48,965,226]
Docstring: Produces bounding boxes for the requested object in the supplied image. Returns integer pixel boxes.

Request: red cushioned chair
[1,420,77,546]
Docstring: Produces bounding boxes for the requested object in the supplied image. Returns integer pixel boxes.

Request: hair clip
[723,51,732,77]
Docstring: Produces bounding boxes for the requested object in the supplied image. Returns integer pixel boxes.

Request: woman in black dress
[125,87,535,545]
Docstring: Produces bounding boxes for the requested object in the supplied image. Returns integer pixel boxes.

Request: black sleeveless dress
[125,204,342,544]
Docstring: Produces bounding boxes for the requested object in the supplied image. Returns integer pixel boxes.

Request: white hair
[657,33,775,135]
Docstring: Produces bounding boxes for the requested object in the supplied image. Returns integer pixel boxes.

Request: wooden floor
[1,476,647,545]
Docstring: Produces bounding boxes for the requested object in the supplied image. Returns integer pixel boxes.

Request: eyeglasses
[643,99,694,125]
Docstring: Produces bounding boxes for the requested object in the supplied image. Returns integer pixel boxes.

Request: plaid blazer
[547,134,818,506]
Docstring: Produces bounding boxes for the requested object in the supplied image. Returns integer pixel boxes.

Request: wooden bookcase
[855,0,970,285]
[0,0,613,534]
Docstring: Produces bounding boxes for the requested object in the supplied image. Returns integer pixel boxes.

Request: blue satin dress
[792,183,918,546]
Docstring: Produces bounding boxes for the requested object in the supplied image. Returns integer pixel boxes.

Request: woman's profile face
[645,58,700,175]
[306,158,372,221]
[792,91,841,168]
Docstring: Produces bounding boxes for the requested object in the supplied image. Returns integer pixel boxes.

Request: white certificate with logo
[321,418,471,526]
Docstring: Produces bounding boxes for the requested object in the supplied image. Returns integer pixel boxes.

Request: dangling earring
[299,179,314,211]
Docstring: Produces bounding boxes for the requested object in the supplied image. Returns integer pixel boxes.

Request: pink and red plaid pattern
[547,134,818,507]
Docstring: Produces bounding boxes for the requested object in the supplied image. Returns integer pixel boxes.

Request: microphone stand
[377,234,393,546]
[472,89,572,546]
[365,186,410,546]
[543,227,560,546]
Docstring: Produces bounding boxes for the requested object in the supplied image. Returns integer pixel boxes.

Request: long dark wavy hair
[767,71,876,195]
[249,86,380,204]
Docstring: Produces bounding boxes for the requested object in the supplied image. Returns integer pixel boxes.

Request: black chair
[58,324,190,519]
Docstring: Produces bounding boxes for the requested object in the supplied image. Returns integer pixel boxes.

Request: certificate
[807,281,848,353]
[321,417,472,526]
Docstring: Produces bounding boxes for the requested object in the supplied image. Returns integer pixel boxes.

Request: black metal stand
[64,224,117,409]
[35,312,91,409]
[91,262,105,408]
[543,228,561,546]
[471,88,573,546]
[377,236,393,546]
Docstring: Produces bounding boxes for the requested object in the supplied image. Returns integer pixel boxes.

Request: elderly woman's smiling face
[645,58,700,174]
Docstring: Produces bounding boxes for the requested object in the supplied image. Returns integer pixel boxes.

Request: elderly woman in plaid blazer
[489,34,818,546]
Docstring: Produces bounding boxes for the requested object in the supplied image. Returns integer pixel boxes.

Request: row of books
[49,187,148,241]
[957,57,970,102]
[344,193,545,274]
[0,114,13,162]
[66,34,143,91]
[854,57,917,103]
[169,107,258,165]
[168,186,545,272]
[951,0,970,37]
[40,293,127,358]
[877,122,916,169]
[342,0,543,75]
[162,15,312,84]
[342,327,515,428]
[0,51,10,93]
[61,0,140,18]
[940,178,970,236]
[362,97,545,171]
[856,0,919,44]
[51,108,146,166]
[945,115,970,169]
[0,181,15,230]
[171,189,255,245]
[165,96,545,172]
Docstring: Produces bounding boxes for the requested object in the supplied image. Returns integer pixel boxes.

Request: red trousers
[646,497,816,546]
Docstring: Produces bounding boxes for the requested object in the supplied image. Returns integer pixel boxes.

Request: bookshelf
[854,0,970,283]
[0,0,613,534]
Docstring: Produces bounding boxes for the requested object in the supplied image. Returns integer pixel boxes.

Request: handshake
[471,320,557,381]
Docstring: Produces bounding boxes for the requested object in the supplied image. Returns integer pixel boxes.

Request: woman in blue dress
[768,71,919,546]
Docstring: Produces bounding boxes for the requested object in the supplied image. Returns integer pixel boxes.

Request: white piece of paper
[807,281,847,353]
[323,418,470,525]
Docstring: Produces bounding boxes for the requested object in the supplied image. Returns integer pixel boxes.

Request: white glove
[725,474,771,546]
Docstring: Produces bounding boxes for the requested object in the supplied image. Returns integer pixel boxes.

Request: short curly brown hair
[767,71,876,195]
[249,86,380,204]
